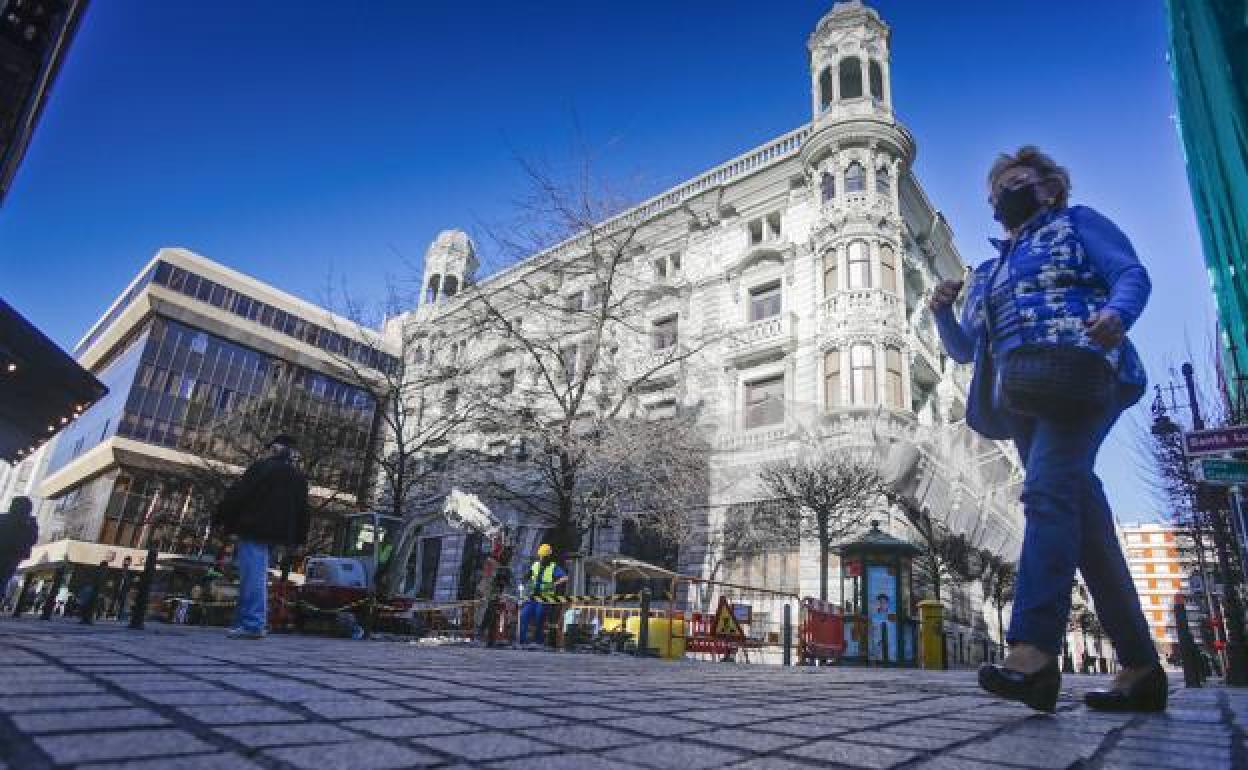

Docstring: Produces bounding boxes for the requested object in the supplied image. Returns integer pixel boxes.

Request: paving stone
[610,715,714,737]
[409,697,506,714]
[838,727,968,751]
[302,698,411,718]
[602,739,748,769]
[177,703,305,724]
[33,728,216,764]
[490,753,647,769]
[415,731,557,761]
[215,722,360,748]
[952,734,1091,768]
[342,715,478,737]
[0,693,132,712]
[784,739,918,768]
[265,739,442,769]
[723,760,828,770]
[84,755,266,770]
[535,704,632,720]
[684,728,803,752]
[140,690,262,705]
[11,707,169,733]
[4,680,105,695]
[516,724,644,750]
[458,709,567,729]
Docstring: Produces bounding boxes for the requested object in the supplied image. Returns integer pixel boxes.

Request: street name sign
[1184,426,1248,455]
[1198,458,1248,485]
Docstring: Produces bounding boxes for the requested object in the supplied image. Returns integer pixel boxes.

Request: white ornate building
[387,1,1023,652]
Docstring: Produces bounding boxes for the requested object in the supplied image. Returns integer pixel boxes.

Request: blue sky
[0,1,1216,521]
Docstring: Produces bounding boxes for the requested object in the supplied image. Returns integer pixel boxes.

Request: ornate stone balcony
[907,329,942,384]
[819,289,904,338]
[715,425,788,452]
[618,349,679,383]
[726,312,797,362]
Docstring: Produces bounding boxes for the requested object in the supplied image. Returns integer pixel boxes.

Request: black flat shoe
[1085,663,1168,712]
[978,660,1061,713]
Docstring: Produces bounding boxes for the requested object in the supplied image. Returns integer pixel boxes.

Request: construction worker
[517,543,566,648]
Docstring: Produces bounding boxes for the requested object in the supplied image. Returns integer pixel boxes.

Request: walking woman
[931,146,1166,713]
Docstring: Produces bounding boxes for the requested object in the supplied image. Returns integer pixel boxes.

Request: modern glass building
[1166,0,1248,395]
[30,248,396,558]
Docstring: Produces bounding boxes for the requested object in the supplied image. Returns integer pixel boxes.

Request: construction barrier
[666,576,801,665]
[798,597,845,665]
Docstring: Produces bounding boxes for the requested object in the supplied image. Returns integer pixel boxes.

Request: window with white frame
[652,316,678,350]
[824,251,839,297]
[848,240,871,289]
[647,398,678,420]
[885,347,904,409]
[744,375,784,429]
[559,345,578,381]
[876,166,891,196]
[845,162,866,193]
[824,350,841,411]
[821,172,836,202]
[749,282,781,321]
[880,243,898,294]
[851,344,876,405]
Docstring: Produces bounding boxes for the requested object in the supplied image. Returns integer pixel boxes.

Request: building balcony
[619,349,680,383]
[907,330,942,385]
[819,289,904,338]
[726,312,797,363]
[715,424,789,452]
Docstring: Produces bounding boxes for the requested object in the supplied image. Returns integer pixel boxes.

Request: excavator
[294,489,515,639]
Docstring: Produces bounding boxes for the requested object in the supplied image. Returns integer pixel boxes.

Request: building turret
[420,229,478,306]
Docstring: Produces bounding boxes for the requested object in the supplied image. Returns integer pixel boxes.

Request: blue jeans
[232,540,269,633]
[1006,407,1157,668]
[518,599,545,645]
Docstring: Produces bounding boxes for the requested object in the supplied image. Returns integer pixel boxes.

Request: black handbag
[984,259,1117,422]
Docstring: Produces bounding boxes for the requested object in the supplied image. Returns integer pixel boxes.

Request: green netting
[1166,0,1248,373]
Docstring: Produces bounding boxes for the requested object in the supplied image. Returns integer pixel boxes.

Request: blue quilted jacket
[934,205,1151,439]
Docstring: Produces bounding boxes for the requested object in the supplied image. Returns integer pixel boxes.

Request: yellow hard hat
[537,543,553,558]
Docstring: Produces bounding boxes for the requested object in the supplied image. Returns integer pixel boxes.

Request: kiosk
[838,520,920,666]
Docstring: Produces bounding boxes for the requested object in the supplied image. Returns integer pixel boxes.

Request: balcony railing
[819,289,903,335]
[726,313,796,359]
[619,350,679,381]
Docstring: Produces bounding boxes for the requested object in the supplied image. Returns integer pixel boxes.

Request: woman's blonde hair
[987,146,1071,208]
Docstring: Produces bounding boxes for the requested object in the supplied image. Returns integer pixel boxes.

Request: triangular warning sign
[712,596,744,639]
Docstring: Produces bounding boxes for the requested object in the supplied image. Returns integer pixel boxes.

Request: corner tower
[803,2,918,421]
[419,229,478,306]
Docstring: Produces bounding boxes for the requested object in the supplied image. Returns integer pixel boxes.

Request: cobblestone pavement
[0,618,1241,769]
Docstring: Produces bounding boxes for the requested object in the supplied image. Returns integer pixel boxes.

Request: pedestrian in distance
[112,555,133,622]
[212,434,309,640]
[0,496,37,597]
[79,559,109,624]
[931,146,1166,713]
[516,543,567,649]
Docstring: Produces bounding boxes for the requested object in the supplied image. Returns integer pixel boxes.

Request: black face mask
[993,183,1043,230]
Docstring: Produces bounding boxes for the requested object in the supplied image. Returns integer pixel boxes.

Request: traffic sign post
[1196,458,1248,485]
[1184,426,1248,456]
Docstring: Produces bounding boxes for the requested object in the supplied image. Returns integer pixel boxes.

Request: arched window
[847,240,871,289]
[821,172,836,202]
[869,60,884,100]
[824,350,841,411]
[819,68,834,111]
[442,275,459,299]
[846,162,866,193]
[851,344,876,405]
[885,347,904,409]
[823,251,839,297]
[839,57,863,100]
[880,243,898,294]
[876,167,891,196]
[425,275,441,304]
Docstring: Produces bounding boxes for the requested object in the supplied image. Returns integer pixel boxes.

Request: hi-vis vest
[530,561,558,592]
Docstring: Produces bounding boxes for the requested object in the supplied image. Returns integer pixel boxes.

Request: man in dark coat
[0,497,38,593]
[213,435,309,639]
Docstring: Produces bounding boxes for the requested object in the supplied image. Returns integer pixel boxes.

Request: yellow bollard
[918,599,945,670]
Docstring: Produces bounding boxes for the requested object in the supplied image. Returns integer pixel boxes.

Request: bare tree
[439,155,725,554]
[322,278,484,527]
[755,451,885,601]
[981,552,1016,652]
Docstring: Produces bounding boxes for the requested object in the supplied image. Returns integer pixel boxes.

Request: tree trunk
[1211,506,1248,685]
[996,601,1005,653]
[818,518,830,602]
